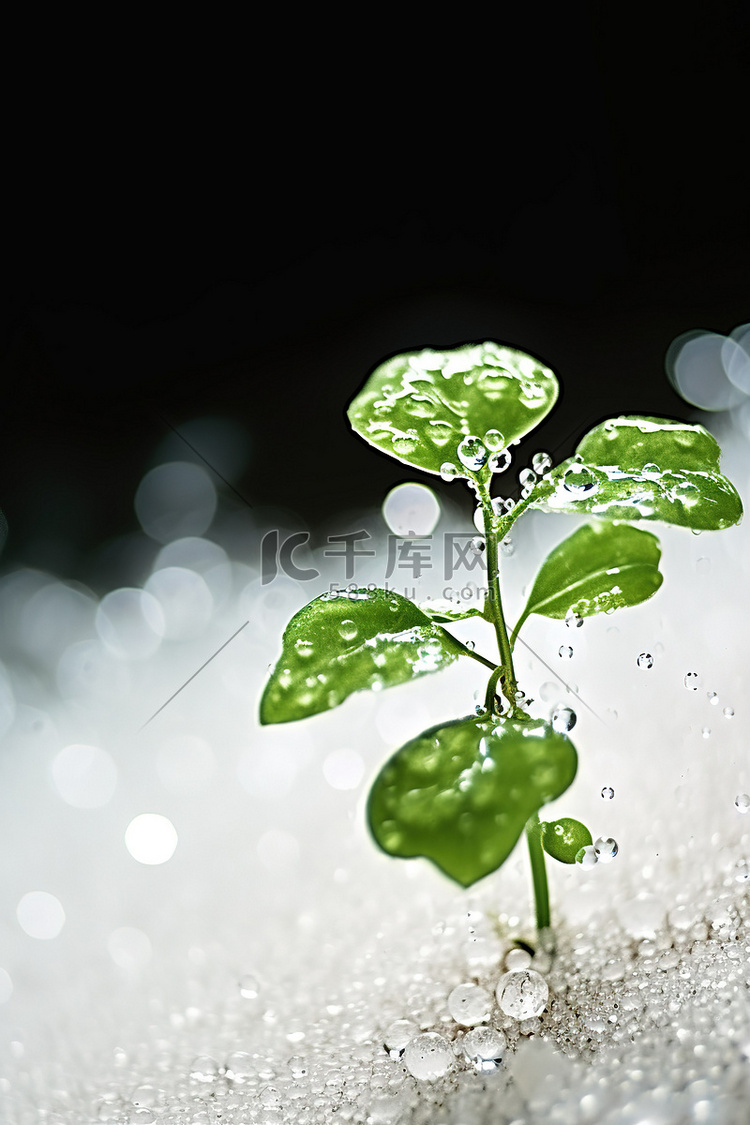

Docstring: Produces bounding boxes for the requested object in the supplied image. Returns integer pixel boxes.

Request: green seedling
[260,341,742,937]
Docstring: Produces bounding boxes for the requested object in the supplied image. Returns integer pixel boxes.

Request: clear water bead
[577,845,599,869]
[504,946,532,971]
[239,973,260,1000]
[447,982,491,1026]
[461,1026,507,1071]
[532,451,552,475]
[470,536,486,556]
[190,1056,219,1083]
[519,468,536,488]
[637,652,653,669]
[684,671,699,690]
[594,836,618,863]
[565,609,583,629]
[483,429,505,451]
[562,464,599,495]
[601,786,614,800]
[500,537,515,557]
[735,794,750,814]
[383,1019,417,1059]
[558,645,573,660]
[551,706,577,733]
[457,436,488,472]
[701,727,711,739]
[724,706,735,718]
[338,619,358,641]
[440,462,458,482]
[488,449,511,474]
[496,969,549,1020]
[403,1032,453,1081]
[708,691,719,705]
[473,507,486,533]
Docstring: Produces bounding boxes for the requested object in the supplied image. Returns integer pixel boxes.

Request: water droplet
[576,845,599,868]
[642,462,660,475]
[461,1026,507,1072]
[447,982,491,1026]
[503,497,516,512]
[551,706,576,733]
[440,462,458,482]
[565,609,583,629]
[637,653,653,669]
[337,619,358,642]
[601,786,614,800]
[735,794,750,814]
[701,727,711,739]
[514,689,526,703]
[504,946,532,970]
[488,449,511,474]
[594,837,618,863]
[684,671,699,690]
[532,451,552,475]
[239,973,260,1000]
[483,429,505,451]
[562,464,599,496]
[559,645,573,660]
[473,506,486,533]
[457,436,488,472]
[708,691,719,705]
[491,497,506,518]
[724,706,735,719]
[465,640,475,651]
[495,969,548,1020]
[403,1032,453,1081]
[500,537,515,557]
[190,1056,220,1083]
[520,484,533,499]
[470,536,486,556]
[383,1019,417,1059]
[225,1051,254,1082]
[519,467,536,488]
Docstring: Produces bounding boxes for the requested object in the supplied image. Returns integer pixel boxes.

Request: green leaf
[347,341,559,479]
[259,588,468,724]
[418,598,485,624]
[513,522,663,639]
[541,818,592,864]
[532,416,742,530]
[367,714,578,887]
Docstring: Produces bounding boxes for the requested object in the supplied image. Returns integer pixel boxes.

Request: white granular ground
[1,412,750,1124]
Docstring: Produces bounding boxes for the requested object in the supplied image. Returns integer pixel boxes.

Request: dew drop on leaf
[461,1026,507,1071]
[403,1032,453,1081]
[457,436,489,472]
[637,653,653,669]
[440,462,458,482]
[447,982,491,1026]
[337,620,358,642]
[483,429,505,452]
[562,464,599,496]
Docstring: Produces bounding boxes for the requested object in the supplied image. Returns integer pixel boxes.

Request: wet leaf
[259,588,468,724]
[541,817,592,864]
[418,600,485,624]
[532,416,742,530]
[513,523,663,639]
[367,714,578,887]
[347,341,558,479]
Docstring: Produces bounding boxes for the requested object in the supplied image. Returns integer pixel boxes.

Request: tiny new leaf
[259,588,470,724]
[368,714,578,887]
[533,416,742,530]
[347,341,558,479]
[513,522,663,640]
[541,818,593,864]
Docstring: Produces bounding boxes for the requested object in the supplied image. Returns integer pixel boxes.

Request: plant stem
[477,481,519,712]
[525,812,551,932]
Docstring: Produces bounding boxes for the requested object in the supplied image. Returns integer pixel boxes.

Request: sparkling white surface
[0,405,750,1122]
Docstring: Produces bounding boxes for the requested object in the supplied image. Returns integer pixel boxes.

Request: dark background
[2,12,748,591]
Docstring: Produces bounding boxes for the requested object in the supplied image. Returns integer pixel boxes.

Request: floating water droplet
[562,464,599,496]
[495,969,548,1020]
[447,982,491,1027]
[383,1019,417,1059]
[518,468,536,488]
[470,536,486,556]
[601,786,614,800]
[735,794,750,814]
[576,845,598,868]
[551,706,576,733]
[684,671,699,690]
[403,1032,453,1081]
[724,706,735,719]
[440,462,458,482]
[565,609,583,629]
[457,436,488,472]
[488,449,511,474]
[559,645,573,660]
[461,1026,507,1072]
[464,640,476,652]
[338,620,358,642]
[500,537,515,557]
[483,429,505,451]
[594,837,618,863]
[708,691,719,705]
[637,653,653,669]
[701,727,711,739]
[532,451,552,475]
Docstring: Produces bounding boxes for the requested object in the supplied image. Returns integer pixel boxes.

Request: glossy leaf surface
[542,817,592,864]
[513,522,663,637]
[259,588,467,724]
[368,714,578,887]
[418,599,485,624]
[347,341,558,479]
[532,416,742,530]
